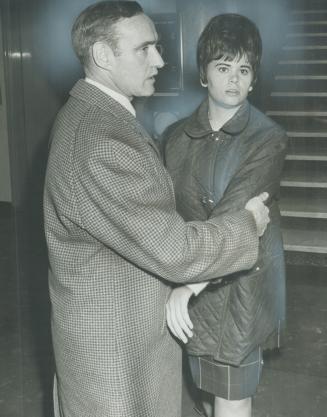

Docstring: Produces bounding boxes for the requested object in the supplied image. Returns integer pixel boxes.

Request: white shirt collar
[85,77,136,117]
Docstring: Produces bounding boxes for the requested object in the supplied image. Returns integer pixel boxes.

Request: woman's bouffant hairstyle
[197,13,262,85]
[71,1,143,68]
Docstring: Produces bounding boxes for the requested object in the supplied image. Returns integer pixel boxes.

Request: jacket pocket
[216,257,276,365]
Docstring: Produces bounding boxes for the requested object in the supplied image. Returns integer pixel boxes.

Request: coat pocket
[216,257,277,365]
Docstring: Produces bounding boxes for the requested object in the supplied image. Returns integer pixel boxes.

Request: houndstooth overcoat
[43,79,259,417]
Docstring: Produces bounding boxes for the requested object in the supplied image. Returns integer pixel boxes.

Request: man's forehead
[114,14,158,45]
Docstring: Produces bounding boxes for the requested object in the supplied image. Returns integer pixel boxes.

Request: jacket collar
[184,98,251,138]
[70,79,161,157]
[70,79,137,124]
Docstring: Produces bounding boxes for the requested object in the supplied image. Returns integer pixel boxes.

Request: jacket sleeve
[73,124,259,284]
[210,127,288,218]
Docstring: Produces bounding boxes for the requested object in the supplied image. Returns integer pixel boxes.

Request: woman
[163,14,288,417]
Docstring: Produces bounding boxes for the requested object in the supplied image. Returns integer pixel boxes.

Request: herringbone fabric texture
[44,80,259,417]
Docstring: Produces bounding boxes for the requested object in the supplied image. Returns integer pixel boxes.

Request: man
[43,2,270,417]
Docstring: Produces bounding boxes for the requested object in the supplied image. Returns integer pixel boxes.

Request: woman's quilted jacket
[163,99,288,366]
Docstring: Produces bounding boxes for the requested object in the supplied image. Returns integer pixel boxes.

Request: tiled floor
[1,206,327,417]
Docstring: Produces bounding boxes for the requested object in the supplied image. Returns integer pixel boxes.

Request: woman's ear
[199,69,208,87]
[200,79,208,88]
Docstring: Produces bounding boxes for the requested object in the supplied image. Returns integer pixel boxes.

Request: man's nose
[152,46,165,68]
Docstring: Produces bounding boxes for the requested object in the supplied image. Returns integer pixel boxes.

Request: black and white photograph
[1,1,327,416]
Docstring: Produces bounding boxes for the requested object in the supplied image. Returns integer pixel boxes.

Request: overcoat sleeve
[72,119,259,284]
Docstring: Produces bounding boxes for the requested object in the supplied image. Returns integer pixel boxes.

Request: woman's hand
[166,286,194,343]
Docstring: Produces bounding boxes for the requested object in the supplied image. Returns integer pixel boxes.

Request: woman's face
[206,54,254,110]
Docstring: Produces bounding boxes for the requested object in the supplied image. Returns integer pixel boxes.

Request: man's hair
[197,13,262,84]
[71,1,143,67]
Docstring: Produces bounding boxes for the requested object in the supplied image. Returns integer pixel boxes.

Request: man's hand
[245,192,270,237]
[166,286,194,343]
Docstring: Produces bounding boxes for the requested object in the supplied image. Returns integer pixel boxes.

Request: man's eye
[142,46,149,52]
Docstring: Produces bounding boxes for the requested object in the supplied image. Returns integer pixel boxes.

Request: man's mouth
[147,73,159,84]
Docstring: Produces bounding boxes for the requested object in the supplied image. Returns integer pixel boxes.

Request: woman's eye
[218,66,228,73]
[241,69,249,75]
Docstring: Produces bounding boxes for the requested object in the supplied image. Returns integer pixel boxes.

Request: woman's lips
[225,89,239,95]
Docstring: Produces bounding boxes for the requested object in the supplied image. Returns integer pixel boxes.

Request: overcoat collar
[70,79,160,156]
[70,79,137,125]
[184,98,251,138]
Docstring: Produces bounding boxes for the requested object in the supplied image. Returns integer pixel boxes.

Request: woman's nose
[229,70,239,82]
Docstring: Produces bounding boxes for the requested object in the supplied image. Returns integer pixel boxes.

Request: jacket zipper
[208,132,221,211]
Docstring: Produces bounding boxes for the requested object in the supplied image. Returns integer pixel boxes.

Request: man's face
[109,14,164,99]
[206,54,254,110]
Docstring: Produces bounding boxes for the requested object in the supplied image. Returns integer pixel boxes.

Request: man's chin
[138,86,155,97]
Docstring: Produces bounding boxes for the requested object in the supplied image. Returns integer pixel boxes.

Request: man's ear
[91,41,115,70]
